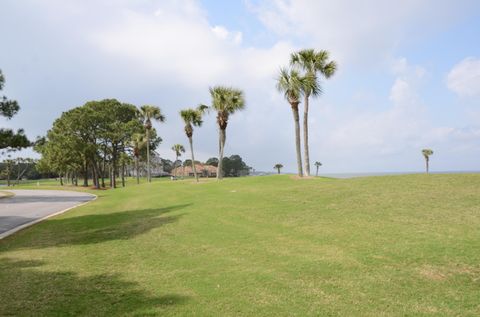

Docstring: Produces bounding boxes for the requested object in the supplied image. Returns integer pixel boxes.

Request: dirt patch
[0,191,14,199]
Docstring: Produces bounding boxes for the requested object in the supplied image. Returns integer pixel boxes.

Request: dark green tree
[0,69,30,151]
[205,157,219,167]
[37,99,146,188]
[222,154,250,177]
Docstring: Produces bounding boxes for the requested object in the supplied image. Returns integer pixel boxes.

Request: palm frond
[276,67,303,104]
[209,86,245,114]
[172,144,186,155]
[422,149,433,157]
[140,105,166,122]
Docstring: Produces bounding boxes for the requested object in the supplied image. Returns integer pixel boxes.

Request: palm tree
[422,149,433,174]
[180,105,208,182]
[274,163,283,174]
[171,144,185,177]
[277,67,317,177]
[291,49,336,176]
[209,86,245,180]
[314,161,322,176]
[139,105,165,182]
[131,133,146,184]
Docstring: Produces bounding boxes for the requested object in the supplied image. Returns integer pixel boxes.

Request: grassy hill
[1,174,479,316]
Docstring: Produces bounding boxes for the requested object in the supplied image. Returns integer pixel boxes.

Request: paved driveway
[0,190,95,239]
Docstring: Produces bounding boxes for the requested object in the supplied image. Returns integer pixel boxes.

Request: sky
[1,0,479,174]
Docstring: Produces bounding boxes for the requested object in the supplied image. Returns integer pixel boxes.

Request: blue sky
[1,0,479,173]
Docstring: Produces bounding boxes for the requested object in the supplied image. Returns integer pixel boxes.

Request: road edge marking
[0,192,97,240]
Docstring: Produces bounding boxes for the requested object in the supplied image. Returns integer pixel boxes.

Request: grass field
[1,174,479,316]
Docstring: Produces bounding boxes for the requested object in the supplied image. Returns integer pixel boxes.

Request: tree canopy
[0,69,30,151]
[221,155,250,177]
[36,99,156,188]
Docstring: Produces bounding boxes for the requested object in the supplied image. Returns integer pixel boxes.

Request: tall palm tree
[139,105,165,182]
[131,133,146,184]
[171,144,185,177]
[291,49,336,176]
[277,67,317,177]
[314,161,322,177]
[180,105,208,182]
[209,86,245,180]
[422,149,433,174]
[274,163,283,174]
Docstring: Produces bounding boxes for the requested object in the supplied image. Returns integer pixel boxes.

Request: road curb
[0,191,97,240]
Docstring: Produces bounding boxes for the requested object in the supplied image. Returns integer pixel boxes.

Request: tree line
[31,85,247,188]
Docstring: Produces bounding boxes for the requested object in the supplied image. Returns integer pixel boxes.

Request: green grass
[1,174,479,316]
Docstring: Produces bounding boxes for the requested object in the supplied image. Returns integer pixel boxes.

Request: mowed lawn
[1,174,479,316]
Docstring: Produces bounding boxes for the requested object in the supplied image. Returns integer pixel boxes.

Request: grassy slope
[0,175,479,316]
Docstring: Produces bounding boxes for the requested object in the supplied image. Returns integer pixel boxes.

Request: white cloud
[447,57,480,97]
[90,1,292,89]
[248,0,475,66]
[211,25,242,45]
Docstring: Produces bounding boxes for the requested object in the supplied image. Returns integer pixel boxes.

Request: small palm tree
[209,86,245,180]
[180,105,208,182]
[291,49,336,176]
[171,144,185,177]
[274,163,283,174]
[314,161,322,176]
[131,133,146,184]
[422,149,433,174]
[139,105,165,182]
[277,67,318,177]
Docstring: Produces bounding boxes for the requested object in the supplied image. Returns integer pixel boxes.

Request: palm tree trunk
[277,168,280,174]
[135,156,140,184]
[291,105,303,177]
[303,94,310,176]
[217,129,226,180]
[316,166,319,177]
[426,158,429,174]
[174,154,178,177]
[146,129,151,182]
[189,136,198,182]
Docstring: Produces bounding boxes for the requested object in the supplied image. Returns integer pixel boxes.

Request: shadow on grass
[1,204,190,251]
[0,258,189,316]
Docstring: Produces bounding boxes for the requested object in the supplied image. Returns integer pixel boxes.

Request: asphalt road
[0,190,95,239]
